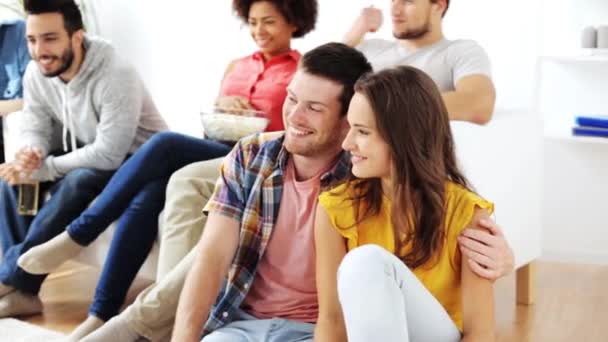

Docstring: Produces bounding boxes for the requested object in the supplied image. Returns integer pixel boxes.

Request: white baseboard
[541,248,608,265]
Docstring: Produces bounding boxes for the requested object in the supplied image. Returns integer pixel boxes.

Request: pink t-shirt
[241,158,324,322]
[219,50,300,132]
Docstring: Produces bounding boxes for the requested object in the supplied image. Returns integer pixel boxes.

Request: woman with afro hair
[217,0,318,131]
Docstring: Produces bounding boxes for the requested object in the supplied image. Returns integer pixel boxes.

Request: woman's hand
[214,96,254,114]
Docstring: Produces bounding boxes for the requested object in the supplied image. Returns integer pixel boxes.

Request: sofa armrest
[450,110,543,268]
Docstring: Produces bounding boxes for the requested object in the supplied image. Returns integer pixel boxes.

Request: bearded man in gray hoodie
[0,0,167,317]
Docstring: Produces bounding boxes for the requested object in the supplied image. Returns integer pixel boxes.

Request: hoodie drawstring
[61,88,78,152]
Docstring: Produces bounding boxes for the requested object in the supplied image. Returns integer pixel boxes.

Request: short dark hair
[232,0,318,38]
[24,0,84,35]
[299,42,373,116]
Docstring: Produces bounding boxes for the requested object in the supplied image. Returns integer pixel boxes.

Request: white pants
[337,245,461,342]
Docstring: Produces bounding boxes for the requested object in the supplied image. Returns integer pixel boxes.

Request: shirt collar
[252,49,300,63]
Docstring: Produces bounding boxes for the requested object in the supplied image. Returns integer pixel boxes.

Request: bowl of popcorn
[200,108,269,142]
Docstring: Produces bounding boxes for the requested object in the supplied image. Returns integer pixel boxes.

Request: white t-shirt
[357,38,492,92]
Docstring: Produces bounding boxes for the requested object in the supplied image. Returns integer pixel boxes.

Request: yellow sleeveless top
[318,181,493,331]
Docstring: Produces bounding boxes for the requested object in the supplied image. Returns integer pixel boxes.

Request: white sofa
[451,109,543,304]
[4,107,543,302]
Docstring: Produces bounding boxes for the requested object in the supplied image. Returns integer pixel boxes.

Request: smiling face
[26,12,80,78]
[248,1,297,59]
[342,92,393,181]
[282,70,348,159]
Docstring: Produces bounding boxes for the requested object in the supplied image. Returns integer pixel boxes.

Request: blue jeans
[65,132,231,321]
[202,309,315,342]
[0,168,114,294]
[0,120,4,164]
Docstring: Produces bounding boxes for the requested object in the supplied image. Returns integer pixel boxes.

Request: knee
[337,245,388,292]
[135,132,183,158]
[134,179,169,206]
[166,164,194,192]
[171,159,222,181]
[0,180,13,194]
[61,168,107,190]
[166,164,217,201]
[0,180,15,203]
[147,131,183,149]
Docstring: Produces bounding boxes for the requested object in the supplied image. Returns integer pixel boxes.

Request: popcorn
[201,111,269,142]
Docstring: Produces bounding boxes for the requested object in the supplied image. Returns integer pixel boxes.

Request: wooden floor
[23,261,151,334]
[21,261,608,341]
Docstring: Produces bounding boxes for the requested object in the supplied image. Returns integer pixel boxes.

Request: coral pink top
[219,50,300,132]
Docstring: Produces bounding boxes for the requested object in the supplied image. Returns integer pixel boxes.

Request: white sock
[17,231,84,275]
[80,314,144,342]
[0,291,42,317]
[64,315,105,341]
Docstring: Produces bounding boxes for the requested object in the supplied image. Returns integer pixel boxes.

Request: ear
[290,24,298,35]
[433,0,448,16]
[71,29,85,46]
[339,115,350,135]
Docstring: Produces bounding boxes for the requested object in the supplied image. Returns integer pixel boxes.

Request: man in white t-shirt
[344,0,496,125]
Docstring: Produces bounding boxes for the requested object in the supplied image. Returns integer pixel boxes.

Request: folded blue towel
[575,115,608,129]
[572,125,608,138]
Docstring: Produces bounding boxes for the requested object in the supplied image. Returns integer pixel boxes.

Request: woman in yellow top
[314,66,495,342]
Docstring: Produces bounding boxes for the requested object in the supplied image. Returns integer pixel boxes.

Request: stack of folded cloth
[573,115,608,138]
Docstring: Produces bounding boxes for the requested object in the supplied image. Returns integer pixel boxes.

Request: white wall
[0,0,24,21]
[540,0,608,55]
[443,0,543,112]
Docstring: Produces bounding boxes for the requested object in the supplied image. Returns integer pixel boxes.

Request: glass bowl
[200,109,269,142]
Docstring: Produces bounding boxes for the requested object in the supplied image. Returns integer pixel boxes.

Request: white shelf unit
[536,55,608,264]
[536,55,608,138]
[541,55,608,64]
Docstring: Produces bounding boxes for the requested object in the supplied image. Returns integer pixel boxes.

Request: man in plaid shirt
[172,43,372,341]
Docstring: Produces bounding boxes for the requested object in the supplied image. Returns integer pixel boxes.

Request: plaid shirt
[201,132,351,335]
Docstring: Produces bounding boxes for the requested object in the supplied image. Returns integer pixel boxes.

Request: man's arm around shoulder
[442,75,496,125]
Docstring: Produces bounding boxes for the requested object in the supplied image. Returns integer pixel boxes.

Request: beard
[37,45,75,78]
[283,127,346,158]
[284,136,339,157]
[393,21,431,40]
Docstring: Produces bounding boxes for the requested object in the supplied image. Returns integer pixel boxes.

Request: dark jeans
[65,131,231,320]
[0,120,4,164]
[0,168,114,294]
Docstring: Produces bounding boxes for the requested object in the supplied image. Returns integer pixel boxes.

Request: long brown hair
[348,66,471,269]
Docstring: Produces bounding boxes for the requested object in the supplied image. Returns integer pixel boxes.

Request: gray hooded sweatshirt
[20,36,168,181]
